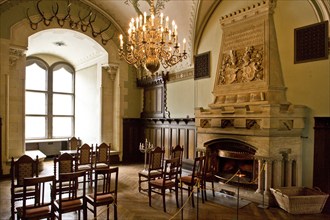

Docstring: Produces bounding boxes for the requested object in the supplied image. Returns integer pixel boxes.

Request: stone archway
[0,9,126,174]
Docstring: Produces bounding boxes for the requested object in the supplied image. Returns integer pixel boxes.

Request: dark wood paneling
[122,118,196,163]
[313,117,330,213]
[122,119,144,163]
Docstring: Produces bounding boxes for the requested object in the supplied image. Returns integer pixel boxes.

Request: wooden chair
[11,155,39,220]
[67,137,81,150]
[16,175,55,220]
[75,144,92,184]
[170,145,184,177]
[138,146,165,192]
[179,156,205,208]
[86,167,119,220]
[94,143,111,169]
[53,153,75,194]
[54,171,87,220]
[148,158,180,212]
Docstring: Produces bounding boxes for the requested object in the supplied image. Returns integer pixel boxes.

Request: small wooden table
[59,149,77,156]
[9,150,47,171]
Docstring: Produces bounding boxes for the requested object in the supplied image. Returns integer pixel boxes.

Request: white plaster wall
[167,79,194,118]
[274,1,330,186]
[75,64,101,145]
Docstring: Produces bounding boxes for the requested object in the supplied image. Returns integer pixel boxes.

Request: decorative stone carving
[9,47,25,67]
[246,119,260,129]
[209,0,288,107]
[279,120,293,130]
[168,68,194,83]
[102,64,118,81]
[200,119,211,128]
[220,119,234,128]
[219,46,264,85]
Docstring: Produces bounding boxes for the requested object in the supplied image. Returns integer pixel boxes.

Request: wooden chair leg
[138,175,141,192]
[189,186,195,208]
[107,204,110,220]
[114,203,118,220]
[200,186,205,203]
[162,189,166,212]
[148,184,152,207]
[11,199,15,220]
[175,185,179,208]
[83,206,87,220]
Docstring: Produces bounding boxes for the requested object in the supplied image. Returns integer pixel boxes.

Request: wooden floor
[1,158,329,220]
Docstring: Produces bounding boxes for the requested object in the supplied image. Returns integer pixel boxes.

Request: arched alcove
[0,6,127,173]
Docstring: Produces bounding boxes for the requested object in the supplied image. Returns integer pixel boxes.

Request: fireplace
[195,1,306,206]
[206,139,258,187]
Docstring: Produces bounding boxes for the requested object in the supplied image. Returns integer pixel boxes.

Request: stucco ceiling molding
[308,0,330,37]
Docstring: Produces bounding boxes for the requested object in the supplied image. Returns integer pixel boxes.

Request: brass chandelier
[118,0,187,75]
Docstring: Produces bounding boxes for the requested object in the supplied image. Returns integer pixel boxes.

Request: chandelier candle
[118,0,187,75]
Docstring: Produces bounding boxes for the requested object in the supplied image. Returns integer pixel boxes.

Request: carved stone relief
[218,45,264,85]
[9,47,25,67]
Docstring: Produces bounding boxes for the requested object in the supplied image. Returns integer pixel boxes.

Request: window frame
[25,57,75,140]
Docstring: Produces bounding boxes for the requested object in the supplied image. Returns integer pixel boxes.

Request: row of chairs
[139,145,218,212]
[10,142,115,220]
[59,142,112,185]
[14,165,118,220]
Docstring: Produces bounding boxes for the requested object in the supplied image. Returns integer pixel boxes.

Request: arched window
[25,57,75,140]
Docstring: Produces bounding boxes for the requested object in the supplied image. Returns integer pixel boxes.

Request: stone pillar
[272,156,284,187]
[285,158,293,187]
[256,159,264,193]
[264,159,272,196]
[8,46,26,158]
[101,64,118,147]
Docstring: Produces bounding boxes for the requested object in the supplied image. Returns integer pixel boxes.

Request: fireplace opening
[205,138,258,189]
[217,151,258,188]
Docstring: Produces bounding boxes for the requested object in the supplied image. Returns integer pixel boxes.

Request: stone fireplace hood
[195,0,306,205]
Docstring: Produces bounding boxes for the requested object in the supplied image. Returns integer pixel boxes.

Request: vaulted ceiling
[23,0,219,69]
[2,0,329,69]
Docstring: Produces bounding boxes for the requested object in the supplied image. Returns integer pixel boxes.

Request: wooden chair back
[16,175,55,220]
[171,145,184,160]
[76,143,92,165]
[148,146,165,171]
[10,155,39,219]
[162,157,180,183]
[95,143,111,168]
[75,144,93,185]
[192,156,205,183]
[11,155,39,186]
[138,146,165,192]
[54,171,87,219]
[204,151,218,176]
[170,145,184,175]
[202,151,218,199]
[68,136,81,150]
[86,167,119,219]
[54,153,74,179]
